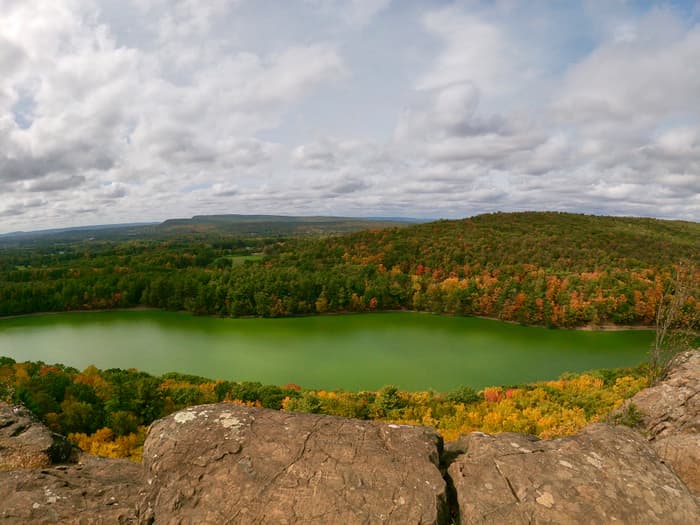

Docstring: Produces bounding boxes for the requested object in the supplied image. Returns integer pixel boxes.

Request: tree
[648,261,699,384]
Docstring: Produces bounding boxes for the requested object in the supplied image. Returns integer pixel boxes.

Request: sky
[1,0,699,233]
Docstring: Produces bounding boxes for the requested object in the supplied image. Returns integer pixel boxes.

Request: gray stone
[619,349,700,494]
[0,402,74,469]
[0,453,143,524]
[138,403,449,524]
[626,350,700,438]
[652,433,700,495]
[446,423,700,524]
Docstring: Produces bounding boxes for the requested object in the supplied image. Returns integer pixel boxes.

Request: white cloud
[653,127,700,158]
[292,142,337,170]
[417,6,547,109]
[554,9,700,127]
[305,0,392,27]
[0,1,698,232]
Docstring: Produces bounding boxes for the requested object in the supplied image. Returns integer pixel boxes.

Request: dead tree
[648,260,699,384]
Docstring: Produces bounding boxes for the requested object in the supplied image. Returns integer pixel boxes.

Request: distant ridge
[0,215,420,244]
[0,222,157,238]
[160,214,425,225]
[156,214,421,237]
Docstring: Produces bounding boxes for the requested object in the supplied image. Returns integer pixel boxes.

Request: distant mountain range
[0,215,425,244]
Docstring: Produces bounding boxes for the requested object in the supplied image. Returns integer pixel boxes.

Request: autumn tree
[648,260,699,384]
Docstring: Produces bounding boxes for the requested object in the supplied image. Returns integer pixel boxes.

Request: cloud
[389,4,699,219]
[394,81,544,168]
[554,10,700,129]
[215,187,239,198]
[292,142,337,170]
[653,127,700,157]
[330,178,369,194]
[26,174,86,192]
[416,6,548,107]
[0,0,349,229]
[0,1,698,232]
[0,197,44,217]
[100,182,127,199]
[305,0,392,27]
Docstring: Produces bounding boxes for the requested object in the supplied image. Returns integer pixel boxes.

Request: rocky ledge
[1,350,698,524]
[0,403,74,469]
[618,349,700,494]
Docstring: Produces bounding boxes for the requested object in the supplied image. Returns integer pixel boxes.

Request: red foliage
[483,387,502,402]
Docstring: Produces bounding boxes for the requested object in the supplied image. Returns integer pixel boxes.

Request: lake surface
[0,311,653,391]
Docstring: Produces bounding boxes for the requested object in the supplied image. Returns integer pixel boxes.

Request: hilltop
[291,211,699,272]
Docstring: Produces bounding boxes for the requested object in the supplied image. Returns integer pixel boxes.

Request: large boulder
[138,403,448,524]
[0,454,143,524]
[0,402,74,469]
[620,349,700,494]
[627,350,700,437]
[446,423,700,524]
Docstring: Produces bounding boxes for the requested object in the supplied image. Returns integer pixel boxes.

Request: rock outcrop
[0,349,698,524]
[138,404,448,524]
[0,454,142,524]
[0,403,73,469]
[446,423,699,524]
[619,349,700,494]
[1,400,142,524]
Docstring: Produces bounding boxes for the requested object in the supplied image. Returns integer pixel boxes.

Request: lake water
[0,311,652,391]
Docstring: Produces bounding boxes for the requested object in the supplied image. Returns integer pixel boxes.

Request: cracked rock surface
[446,423,699,524]
[620,349,700,494]
[0,453,143,524]
[0,403,74,469]
[138,404,448,524]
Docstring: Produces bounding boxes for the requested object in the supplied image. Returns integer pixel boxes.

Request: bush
[284,392,322,414]
[108,410,140,436]
[446,386,480,405]
[609,402,645,429]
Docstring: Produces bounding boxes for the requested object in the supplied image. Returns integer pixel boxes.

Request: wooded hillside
[1,212,698,327]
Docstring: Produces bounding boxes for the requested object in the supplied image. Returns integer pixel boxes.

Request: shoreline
[0,306,160,321]
[469,314,652,332]
[0,306,655,332]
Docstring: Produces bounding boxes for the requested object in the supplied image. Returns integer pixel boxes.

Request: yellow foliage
[420,408,437,427]
[226,398,262,407]
[69,426,146,462]
[13,363,31,385]
[545,374,603,392]
[613,376,647,398]
[66,367,647,461]
[198,382,218,403]
[296,371,647,445]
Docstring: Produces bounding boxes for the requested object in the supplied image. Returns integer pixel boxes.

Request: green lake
[0,311,653,391]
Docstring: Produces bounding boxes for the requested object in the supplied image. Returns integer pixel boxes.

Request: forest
[1,211,697,460]
[0,212,698,328]
[0,356,648,460]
